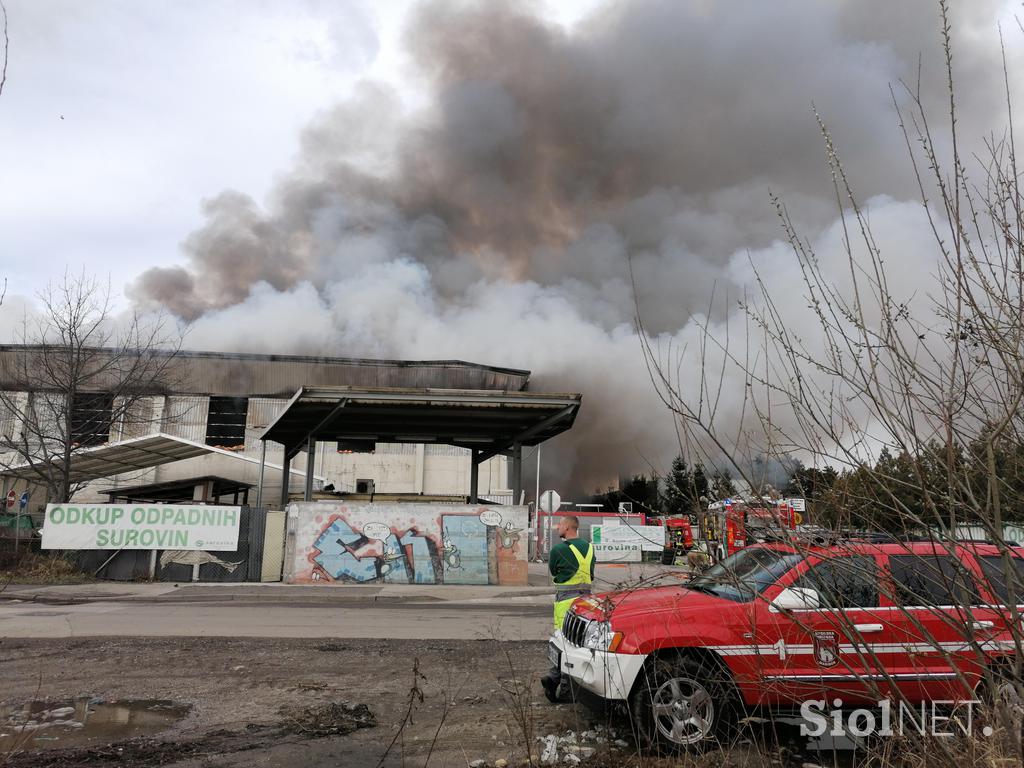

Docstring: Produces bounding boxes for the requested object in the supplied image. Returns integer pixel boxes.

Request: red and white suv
[549,541,1023,750]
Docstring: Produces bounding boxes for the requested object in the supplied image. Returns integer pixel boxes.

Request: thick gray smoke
[128,0,1019,493]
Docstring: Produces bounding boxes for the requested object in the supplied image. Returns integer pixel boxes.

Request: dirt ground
[0,636,625,768]
[1,636,886,768]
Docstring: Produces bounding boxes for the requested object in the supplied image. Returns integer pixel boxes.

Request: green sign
[42,504,240,551]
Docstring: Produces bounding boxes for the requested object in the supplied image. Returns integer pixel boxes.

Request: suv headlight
[582,620,623,652]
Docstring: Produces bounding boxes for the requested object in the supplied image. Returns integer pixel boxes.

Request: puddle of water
[0,697,191,750]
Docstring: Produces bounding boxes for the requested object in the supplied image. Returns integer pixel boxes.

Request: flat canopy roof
[0,433,321,485]
[103,475,253,503]
[260,386,582,459]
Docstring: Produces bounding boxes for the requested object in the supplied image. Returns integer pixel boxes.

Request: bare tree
[0,270,184,503]
[0,0,8,306]
[633,2,1024,762]
[0,0,8,100]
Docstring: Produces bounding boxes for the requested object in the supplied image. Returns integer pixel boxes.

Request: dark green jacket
[548,537,595,584]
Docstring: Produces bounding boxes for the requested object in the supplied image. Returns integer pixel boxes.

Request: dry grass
[0,551,93,585]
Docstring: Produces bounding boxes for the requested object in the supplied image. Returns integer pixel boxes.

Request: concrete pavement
[0,599,554,640]
[0,559,691,607]
[0,560,692,640]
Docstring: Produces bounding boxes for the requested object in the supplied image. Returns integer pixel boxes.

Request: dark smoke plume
[129,0,1018,492]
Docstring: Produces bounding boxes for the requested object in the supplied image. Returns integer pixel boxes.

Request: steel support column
[255,440,267,508]
[470,449,480,503]
[279,450,291,509]
[304,435,316,502]
[511,443,523,504]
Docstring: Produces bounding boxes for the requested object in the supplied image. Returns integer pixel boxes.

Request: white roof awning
[0,433,322,485]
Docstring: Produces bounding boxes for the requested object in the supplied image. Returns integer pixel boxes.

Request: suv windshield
[688,547,803,603]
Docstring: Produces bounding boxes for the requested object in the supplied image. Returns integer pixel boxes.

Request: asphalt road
[0,560,689,641]
[0,595,552,640]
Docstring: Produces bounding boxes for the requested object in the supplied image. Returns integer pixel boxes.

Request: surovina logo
[800,698,992,738]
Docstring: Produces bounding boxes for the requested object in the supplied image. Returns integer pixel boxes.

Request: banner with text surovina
[42,504,240,551]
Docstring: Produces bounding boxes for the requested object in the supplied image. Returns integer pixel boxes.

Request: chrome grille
[562,611,589,647]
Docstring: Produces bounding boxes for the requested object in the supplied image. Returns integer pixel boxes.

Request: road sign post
[15,491,29,549]
[538,490,562,559]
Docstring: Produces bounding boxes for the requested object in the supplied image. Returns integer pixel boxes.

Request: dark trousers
[543,663,561,686]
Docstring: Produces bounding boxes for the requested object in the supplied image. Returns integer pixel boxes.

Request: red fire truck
[652,517,695,564]
[701,498,799,562]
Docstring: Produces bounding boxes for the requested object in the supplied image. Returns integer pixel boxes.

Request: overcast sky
[0,0,593,303]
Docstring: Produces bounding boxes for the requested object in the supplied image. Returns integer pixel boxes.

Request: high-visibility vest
[552,542,594,631]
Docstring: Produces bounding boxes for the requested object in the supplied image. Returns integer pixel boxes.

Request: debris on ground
[278,701,376,737]
[535,725,622,764]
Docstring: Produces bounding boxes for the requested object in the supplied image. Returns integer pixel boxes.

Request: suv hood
[570,583,727,623]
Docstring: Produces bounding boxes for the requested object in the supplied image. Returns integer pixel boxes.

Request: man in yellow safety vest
[540,514,595,703]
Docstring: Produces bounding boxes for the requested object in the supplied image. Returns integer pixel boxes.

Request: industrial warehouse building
[0,347,547,517]
[0,346,581,584]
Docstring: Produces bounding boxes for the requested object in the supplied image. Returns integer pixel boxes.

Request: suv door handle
[971,620,995,631]
[853,623,883,633]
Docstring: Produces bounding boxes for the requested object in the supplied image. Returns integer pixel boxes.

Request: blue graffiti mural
[312,519,439,583]
[441,515,488,585]
[383,530,437,584]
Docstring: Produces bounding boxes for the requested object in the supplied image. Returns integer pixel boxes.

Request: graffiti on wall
[288,503,528,586]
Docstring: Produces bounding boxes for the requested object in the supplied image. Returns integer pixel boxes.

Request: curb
[0,587,556,607]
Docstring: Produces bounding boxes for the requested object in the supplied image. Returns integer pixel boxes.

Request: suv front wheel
[630,653,738,753]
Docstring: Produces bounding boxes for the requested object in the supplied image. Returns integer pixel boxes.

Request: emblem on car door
[813,631,840,667]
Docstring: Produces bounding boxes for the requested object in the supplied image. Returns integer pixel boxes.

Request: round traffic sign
[539,489,561,513]
[5,490,15,509]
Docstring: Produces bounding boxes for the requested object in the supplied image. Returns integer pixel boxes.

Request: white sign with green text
[42,504,240,551]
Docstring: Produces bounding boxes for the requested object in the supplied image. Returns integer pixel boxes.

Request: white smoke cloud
[120,0,1021,491]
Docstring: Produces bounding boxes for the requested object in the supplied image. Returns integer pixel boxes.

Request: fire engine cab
[701,498,799,562]
[549,539,1022,751]
[652,516,694,564]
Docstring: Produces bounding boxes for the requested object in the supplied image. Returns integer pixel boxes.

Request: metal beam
[476,405,576,463]
[286,398,349,460]
[292,388,578,407]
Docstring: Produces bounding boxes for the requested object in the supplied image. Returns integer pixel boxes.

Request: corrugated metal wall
[245,397,287,458]
[32,392,65,455]
[374,443,417,455]
[425,444,470,456]
[171,355,530,396]
[112,395,158,441]
[0,347,531,397]
[0,391,26,444]
[162,395,209,443]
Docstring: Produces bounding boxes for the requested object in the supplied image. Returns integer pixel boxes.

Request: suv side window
[792,555,879,608]
[887,554,982,607]
[976,554,1024,604]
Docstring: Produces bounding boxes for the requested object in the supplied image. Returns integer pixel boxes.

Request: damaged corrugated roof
[0,346,532,397]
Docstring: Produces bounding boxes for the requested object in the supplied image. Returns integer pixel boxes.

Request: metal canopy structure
[103,475,254,505]
[0,434,214,485]
[259,386,583,505]
[0,433,320,488]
